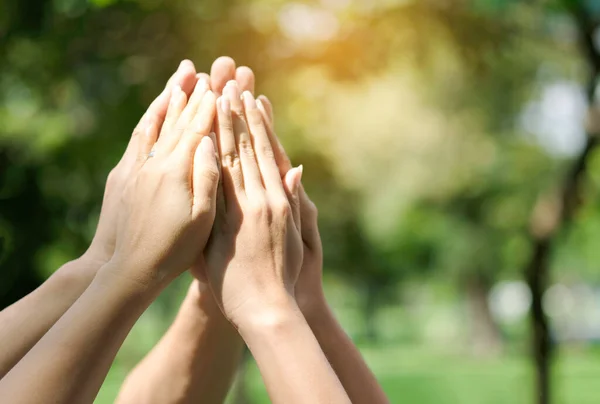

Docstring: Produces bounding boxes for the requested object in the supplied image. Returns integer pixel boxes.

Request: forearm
[0,263,159,404]
[0,255,101,379]
[304,297,389,404]
[116,279,244,404]
[238,297,350,404]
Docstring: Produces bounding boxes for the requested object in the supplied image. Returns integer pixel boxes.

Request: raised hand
[204,81,303,326]
[256,95,389,404]
[108,78,219,286]
[116,56,258,404]
[254,95,325,315]
[87,60,198,265]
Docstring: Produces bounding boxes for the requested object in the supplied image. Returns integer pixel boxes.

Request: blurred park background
[2,0,600,403]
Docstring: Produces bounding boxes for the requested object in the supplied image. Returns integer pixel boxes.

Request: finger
[192,136,219,220]
[208,131,227,221]
[256,97,292,177]
[216,95,244,199]
[174,90,216,166]
[136,119,159,168]
[177,75,209,128]
[283,165,303,231]
[122,62,193,166]
[136,59,196,134]
[224,81,263,196]
[242,91,283,194]
[144,60,197,132]
[210,57,236,96]
[160,77,210,154]
[257,95,274,125]
[155,85,187,158]
[236,66,255,94]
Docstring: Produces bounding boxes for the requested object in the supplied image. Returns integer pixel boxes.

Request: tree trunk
[363,280,380,343]
[522,4,600,404]
[465,274,502,357]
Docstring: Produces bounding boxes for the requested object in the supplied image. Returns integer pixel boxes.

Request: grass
[96,344,600,403]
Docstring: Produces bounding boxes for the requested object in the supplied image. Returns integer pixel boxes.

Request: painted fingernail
[242,91,256,109]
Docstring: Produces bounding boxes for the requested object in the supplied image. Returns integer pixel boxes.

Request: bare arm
[0,263,162,403]
[204,83,350,404]
[0,257,98,379]
[257,94,389,404]
[115,57,255,404]
[116,280,243,404]
[0,77,220,403]
[0,61,198,381]
[304,297,390,404]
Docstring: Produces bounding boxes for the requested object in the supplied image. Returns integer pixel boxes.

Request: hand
[85,60,199,265]
[189,56,262,281]
[204,81,304,327]
[255,96,326,315]
[107,79,219,287]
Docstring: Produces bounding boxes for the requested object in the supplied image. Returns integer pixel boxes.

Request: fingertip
[179,59,195,70]
[257,95,274,122]
[200,135,215,156]
[236,66,256,94]
[211,57,237,95]
[242,90,257,110]
[196,72,210,82]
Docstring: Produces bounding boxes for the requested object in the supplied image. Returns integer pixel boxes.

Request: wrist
[235,292,301,337]
[296,290,328,321]
[95,259,166,300]
[186,280,229,322]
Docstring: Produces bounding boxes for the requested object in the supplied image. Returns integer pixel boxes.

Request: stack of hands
[0,58,388,404]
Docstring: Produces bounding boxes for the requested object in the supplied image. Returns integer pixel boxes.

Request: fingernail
[197,78,208,93]
[171,85,182,104]
[297,164,304,181]
[256,98,265,112]
[225,80,237,89]
[242,91,256,109]
[145,121,155,137]
[200,136,214,155]
[221,96,230,114]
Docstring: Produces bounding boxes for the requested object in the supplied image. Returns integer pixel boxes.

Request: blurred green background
[2,0,600,403]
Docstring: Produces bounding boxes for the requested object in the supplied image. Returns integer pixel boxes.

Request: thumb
[192,136,220,219]
[283,165,303,231]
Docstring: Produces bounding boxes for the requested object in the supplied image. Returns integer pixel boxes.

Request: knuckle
[195,196,215,214]
[222,150,240,169]
[305,200,318,218]
[239,138,254,157]
[219,119,234,133]
[249,198,268,216]
[274,198,291,218]
[259,144,275,160]
[200,165,220,184]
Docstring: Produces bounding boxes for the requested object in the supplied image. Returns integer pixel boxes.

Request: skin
[0,60,199,380]
[118,61,388,404]
[256,95,390,404]
[203,81,350,404]
[116,57,255,404]
[0,82,220,403]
